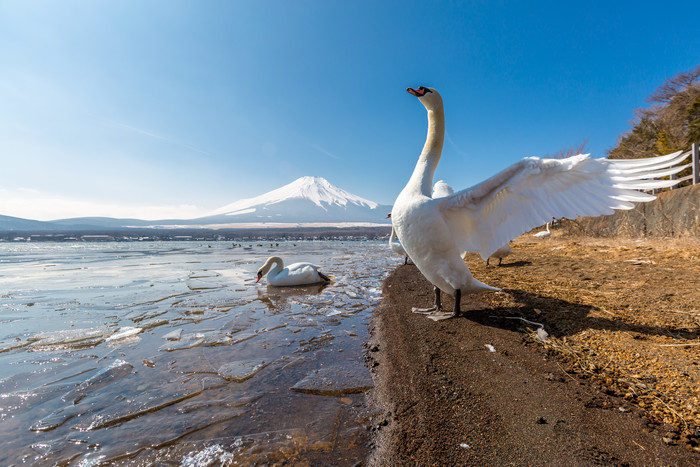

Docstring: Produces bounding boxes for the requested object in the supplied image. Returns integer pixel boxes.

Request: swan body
[533,222,551,238]
[487,243,514,266]
[256,256,330,286]
[392,86,685,318]
[387,179,452,265]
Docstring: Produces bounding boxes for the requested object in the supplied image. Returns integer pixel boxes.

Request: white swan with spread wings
[391,86,685,320]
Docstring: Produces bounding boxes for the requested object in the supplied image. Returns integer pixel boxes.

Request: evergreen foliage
[609,65,700,159]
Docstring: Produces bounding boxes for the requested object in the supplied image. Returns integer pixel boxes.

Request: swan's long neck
[408,107,445,196]
[262,256,284,276]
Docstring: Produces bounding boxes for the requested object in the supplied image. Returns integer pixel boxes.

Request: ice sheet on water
[31,361,135,432]
[159,333,206,351]
[72,376,202,431]
[290,364,374,396]
[2,383,74,417]
[162,329,183,341]
[159,329,260,352]
[28,327,111,351]
[61,360,134,404]
[178,392,262,414]
[67,400,245,464]
[218,359,268,382]
[106,327,141,342]
[105,327,142,347]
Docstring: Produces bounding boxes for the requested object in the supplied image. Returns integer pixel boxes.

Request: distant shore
[0,226,391,242]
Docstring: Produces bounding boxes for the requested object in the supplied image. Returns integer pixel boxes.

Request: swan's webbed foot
[412,305,439,314]
[411,286,442,314]
[424,289,462,320]
[426,310,457,321]
[412,287,463,320]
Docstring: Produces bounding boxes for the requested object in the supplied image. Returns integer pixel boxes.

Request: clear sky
[2,0,699,221]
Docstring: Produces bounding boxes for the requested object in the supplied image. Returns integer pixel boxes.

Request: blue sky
[1,0,699,220]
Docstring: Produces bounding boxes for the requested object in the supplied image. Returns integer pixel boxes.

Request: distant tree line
[608,65,700,159]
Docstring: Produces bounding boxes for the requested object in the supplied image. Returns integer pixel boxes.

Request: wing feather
[438,153,684,259]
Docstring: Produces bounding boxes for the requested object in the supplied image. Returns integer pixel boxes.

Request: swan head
[256,256,280,282]
[407,86,442,111]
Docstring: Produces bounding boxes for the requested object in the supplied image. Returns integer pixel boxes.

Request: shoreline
[365,253,699,465]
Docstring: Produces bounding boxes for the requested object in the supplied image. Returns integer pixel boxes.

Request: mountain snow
[0,177,392,231]
[208,176,379,216]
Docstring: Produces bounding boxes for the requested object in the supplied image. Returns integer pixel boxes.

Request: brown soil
[366,234,700,466]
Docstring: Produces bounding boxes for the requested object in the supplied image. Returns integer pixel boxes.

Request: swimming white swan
[533,222,551,238]
[256,256,330,286]
[487,243,514,266]
[391,86,685,320]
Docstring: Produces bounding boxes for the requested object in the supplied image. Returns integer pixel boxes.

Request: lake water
[0,240,398,466]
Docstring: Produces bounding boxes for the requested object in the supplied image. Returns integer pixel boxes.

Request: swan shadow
[496,260,531,268]
[461,288,697,341]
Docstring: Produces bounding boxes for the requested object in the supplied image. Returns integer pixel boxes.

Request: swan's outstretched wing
[438,151,687,260]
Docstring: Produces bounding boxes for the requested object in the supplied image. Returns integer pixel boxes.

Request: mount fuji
[193,176,392,226]
[0,177,392,232]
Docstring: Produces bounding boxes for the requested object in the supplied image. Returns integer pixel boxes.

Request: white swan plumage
[533,222,551,238]
[391,86,684,319]
[388,226,410,264]
[256,256,330,286]
[487,243,514,266]
[387,179,453,265]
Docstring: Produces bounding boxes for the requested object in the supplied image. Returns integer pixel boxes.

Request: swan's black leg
[412,286,442,314]
[498,258,502,266]
[404,256,409,265]
[486,258,490,266]
[453,289,461,316]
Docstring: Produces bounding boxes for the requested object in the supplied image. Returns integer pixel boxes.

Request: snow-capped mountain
[0,177,392,232]
[198,176,391,225]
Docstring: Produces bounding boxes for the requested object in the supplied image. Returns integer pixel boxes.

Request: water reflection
[0,241,395,465]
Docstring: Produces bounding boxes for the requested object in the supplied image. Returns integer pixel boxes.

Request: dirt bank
[572,184,700,237]
[366,236,700,465]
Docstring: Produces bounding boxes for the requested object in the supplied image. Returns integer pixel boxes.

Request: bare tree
[648,65,700,104]
[609,65,700,160]
[545,139,589,159]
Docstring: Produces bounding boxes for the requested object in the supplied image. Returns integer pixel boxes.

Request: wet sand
[366,237,700,465]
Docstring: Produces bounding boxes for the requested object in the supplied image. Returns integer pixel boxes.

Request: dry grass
[467,234,700,444]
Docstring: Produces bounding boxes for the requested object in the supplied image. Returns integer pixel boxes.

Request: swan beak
[256,272,262,283]
[407,87,431,97]
[385,213,391,219]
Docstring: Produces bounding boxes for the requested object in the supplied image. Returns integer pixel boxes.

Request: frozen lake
[0,240,398,465]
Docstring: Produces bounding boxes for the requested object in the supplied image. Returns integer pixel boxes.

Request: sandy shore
[366,237,700,465]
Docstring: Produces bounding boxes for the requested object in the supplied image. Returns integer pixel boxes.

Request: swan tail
[464,277,501,293]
